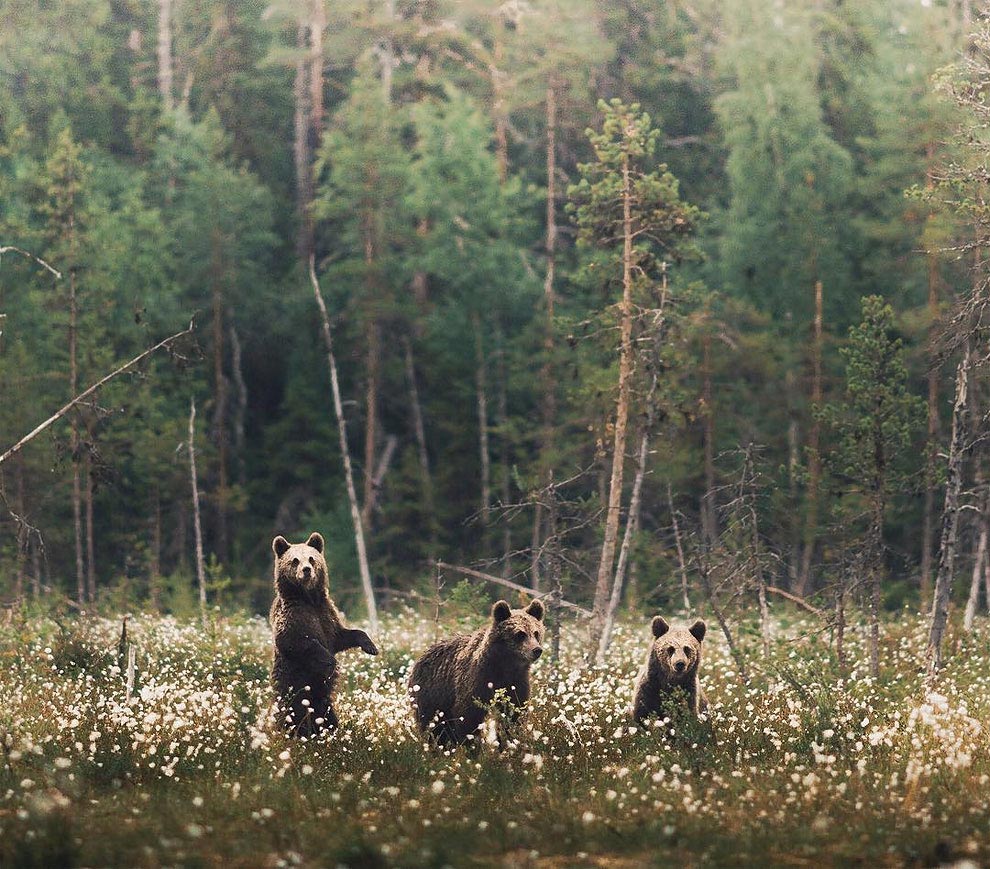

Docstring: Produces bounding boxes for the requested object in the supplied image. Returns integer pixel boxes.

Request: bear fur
[631,616,708,722]
[409,598,545,747]
[269,532,378,736]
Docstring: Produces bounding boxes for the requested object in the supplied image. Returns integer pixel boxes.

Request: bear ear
[492,600,512,623]
[689,619,707,643]
[525,599,545,622]
[651,616,670,638]
[272,536,290,558]
[305,532,325,554]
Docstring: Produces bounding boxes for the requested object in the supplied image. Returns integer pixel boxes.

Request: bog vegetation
[0,607,987,867]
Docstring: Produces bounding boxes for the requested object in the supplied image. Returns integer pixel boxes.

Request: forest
[4,0,989,651]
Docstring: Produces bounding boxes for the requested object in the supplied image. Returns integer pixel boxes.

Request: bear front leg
[336,628,379,656]
[276,631,333,667]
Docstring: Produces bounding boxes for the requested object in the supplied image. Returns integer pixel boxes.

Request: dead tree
[188,398,207,628]
[309,257,379,635]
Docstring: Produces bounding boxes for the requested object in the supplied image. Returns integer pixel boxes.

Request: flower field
[0,606,988,867]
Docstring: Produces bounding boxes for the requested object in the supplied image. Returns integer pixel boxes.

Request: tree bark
[293,22,313,262]
[787,369,801,589]
[927,345,971,678]
[14,454,27,600]
[69,261,85,608]
[403,335,437,553]
[210,231,229,565]
[189,398,207,628]
[361,319,380,532]
[964,487,987,632]
[667,482,691,611]
[309,0,325,142]
[533,81,559,591]
[590,147,636,649]
[229,322,247,484]
[496,325,513,575]
[150,490,162,612]
[310,257,379,634]
[85,448,96,602]
[700,322,716,543]
[157,0,174,112]
[798,279,824,596]
[472,311,492,556]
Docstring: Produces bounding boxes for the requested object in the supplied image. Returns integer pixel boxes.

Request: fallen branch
[0,322,194,467]
[435,560,592,617]
[0,245,62,280]
[766,585,822,616]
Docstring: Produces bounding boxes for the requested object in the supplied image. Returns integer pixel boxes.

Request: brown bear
[409,598,545,747]
[631,616,708,722]
[269,532,378,737]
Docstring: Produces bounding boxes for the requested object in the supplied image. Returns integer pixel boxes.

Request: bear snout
[674,660,686,673]
[531,646,543,661]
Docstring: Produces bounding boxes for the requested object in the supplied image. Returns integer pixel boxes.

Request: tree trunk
[403,336,437,553]
[922,151,940,605]
[229,323,247,485]
[835,585,847,672]
[533,81,559,591]
[293,22,312,262]
[787,369,800,589]
[361,319,380,532]
[70,264,85,608]
[667,482,691,611]
[310,258,379,634]
[590,148,636,649]
[698,547,749,684]
[309,0,325,142]
[14,454,27,600]
[157,0,174,112]
[964,489,987,632]
[212,266,229,565]
[496,324,513,576]
[472,311,492,556]
[31,536,41,600]
[85,448,96,602]
[927,345,971,678]
[150,490,162,612]
[189,398,207,628]
[596,388,654,664]
[700,323,716,544]
[868,467,885,678]
[798,279,824,596]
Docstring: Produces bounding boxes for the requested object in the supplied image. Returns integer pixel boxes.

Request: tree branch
[0,322,194,467]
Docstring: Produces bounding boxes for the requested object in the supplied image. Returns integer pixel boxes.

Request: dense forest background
[0,0,984,629]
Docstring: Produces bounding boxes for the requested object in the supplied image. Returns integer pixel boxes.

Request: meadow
[0,600,987,868]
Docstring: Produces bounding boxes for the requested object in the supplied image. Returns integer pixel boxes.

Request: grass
[0,604,987,867]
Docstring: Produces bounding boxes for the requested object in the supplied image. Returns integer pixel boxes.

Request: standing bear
[409,599,545,747]
[269,532,378,736]
[631,616,708,722]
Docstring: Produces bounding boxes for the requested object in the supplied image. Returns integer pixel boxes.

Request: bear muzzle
[531,646,543,661]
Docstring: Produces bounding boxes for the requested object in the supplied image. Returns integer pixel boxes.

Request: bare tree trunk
[309,0,324,140]
[700,323,716,543]
[545,472,562,664]
[361,319,380,531]
[293,22,312,262]
[868,473,885,678]
[964,493,987,632]
[472,311,491,556]
[786,370,800,589]
[798,279,824,596]
[157,0,174,112]
[189,398,207,628]
[229,323,247,485]
[380,0,395,103]
[310,257,379,634]
[211,233,229,565]
[31,537,41,600]
[533,81,559,591]
[927,345,971,678]
[496,325,512,575]
[596,409,652,664]
[14,455,27,600]
[150,490,162,612]
[667,482,691,611]
[85,449,96,602]
[922,151,940,605]
[403,336,437,553]
[590,148,636,649]
[69,263,85,608]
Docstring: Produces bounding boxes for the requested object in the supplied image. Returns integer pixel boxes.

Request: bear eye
[309,557,315,566]
[291,558,299,567]
[667,647,675,656]
[515,630,527,642]
[683,646,691,655]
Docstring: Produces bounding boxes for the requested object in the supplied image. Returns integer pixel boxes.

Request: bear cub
[269,532,378,736]
[632,616,708,722]
[409,598,545,747]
